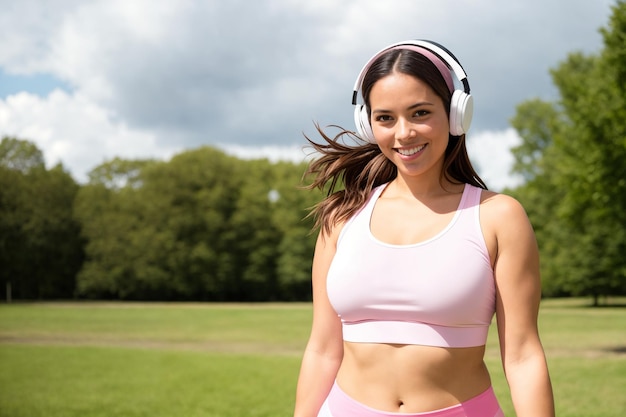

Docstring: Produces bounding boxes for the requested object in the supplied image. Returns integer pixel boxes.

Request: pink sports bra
[326,183,495,348]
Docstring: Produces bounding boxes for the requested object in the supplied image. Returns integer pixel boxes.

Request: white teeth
[397,144,425,156]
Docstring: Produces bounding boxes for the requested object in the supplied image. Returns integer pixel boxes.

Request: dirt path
[3,334,625,359]
[0,334,304,356]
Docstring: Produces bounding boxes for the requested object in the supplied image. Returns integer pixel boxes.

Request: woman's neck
[389,173,464,200]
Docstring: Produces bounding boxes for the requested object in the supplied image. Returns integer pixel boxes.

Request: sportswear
[317,382,504,417]
[326,183,495,347]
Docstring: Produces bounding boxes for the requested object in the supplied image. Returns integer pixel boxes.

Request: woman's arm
[294,228,344,417]
[486,194,555,417]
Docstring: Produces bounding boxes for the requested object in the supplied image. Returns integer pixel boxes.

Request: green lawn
[0,299,624,417]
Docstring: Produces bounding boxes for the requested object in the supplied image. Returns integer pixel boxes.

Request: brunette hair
[305,48,486,236]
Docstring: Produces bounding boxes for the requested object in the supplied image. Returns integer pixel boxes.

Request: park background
[1,1,626,416]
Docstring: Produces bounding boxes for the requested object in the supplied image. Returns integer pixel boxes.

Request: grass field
[0,298,624,417]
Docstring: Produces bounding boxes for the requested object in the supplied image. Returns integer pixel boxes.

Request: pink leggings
[317,382,504,417]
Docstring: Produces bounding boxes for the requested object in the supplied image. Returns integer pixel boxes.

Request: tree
[75,158,163,299]
[76,148,247,300]
[509,1,626,303]
[271,161,319,300]
[0,137,44,173]
[74,146,320,301]
[87,157,154,189]
[0,166,27,300]
[0,137,82,300]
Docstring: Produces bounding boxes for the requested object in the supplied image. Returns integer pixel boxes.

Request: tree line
[0,141,322,301]
[1,1,625,303]
[507,0,626,305]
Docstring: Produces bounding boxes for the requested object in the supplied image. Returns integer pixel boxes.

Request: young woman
[293,40,555,417]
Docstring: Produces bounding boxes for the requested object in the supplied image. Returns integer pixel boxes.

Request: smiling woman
[295,40,555,417]
[368,71,451,185]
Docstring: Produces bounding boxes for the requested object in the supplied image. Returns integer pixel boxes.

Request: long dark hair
[305,48,486,235]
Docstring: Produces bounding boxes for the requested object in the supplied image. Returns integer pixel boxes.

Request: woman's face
[368,71,450,181]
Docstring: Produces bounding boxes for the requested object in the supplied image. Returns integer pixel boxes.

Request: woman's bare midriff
[335,342,492,413]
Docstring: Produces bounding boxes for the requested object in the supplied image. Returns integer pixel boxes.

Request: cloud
[0,0,615,186]
[466,129,524,191]
[0,89,179,182]
[221,143,310,164]
[0,86,522,190]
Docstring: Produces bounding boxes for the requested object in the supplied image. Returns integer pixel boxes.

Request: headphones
[352,39,473,143]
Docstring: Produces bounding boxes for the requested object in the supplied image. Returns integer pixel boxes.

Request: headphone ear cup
[449,91,473,136]
[354,104,377,143]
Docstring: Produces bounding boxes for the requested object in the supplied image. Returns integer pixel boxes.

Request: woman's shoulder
[478,189,532,230]
[318,216,347,248]
[479,189,526,210]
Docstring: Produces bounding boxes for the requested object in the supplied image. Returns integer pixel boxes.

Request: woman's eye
[414,110,429,117]
[374,115,393,122]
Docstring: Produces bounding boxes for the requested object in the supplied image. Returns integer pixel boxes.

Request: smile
[396,144,426,156]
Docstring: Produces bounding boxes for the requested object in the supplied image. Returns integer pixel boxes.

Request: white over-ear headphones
[352,39,473,143]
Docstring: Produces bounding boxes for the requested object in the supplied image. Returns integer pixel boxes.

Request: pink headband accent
[387,45,455,93]
[351,43,456,105]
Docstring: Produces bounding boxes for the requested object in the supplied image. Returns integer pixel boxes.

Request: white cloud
[467,129,524,191]
[0,86,525,189]
[0,90,180,183]
[0,0,615,188]
[220,143,310,164]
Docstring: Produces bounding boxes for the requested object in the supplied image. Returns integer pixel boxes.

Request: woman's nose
[395,118,415,140]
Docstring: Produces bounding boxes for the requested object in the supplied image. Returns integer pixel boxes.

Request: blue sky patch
[0,69,72,98]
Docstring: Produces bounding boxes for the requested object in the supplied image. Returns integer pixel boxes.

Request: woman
[293,40,554,417]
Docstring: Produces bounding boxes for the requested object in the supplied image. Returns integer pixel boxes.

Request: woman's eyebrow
[371,101,434,114]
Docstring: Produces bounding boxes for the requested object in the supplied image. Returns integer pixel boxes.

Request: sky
[0,0,616,190]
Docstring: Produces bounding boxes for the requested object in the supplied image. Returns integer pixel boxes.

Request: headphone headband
[352,39,470,105]
[351,39,473,140]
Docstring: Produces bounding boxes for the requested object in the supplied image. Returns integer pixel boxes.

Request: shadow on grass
[603,345,626,355]
[541,296,626,309]
[587,303,626,308]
